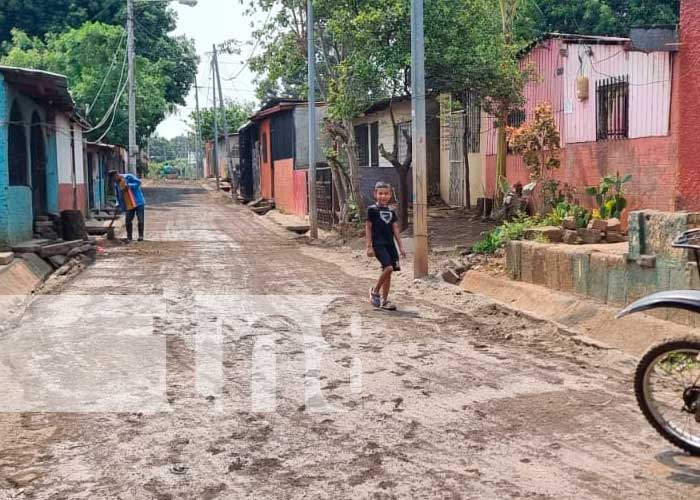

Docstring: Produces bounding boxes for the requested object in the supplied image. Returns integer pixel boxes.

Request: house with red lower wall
[247,99,329,218]
[482,30,680,215]
[0,66,88,246]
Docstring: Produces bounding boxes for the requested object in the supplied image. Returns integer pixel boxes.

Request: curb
[460,270,697,356]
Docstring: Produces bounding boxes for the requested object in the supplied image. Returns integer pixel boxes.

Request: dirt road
[1,183,699,499]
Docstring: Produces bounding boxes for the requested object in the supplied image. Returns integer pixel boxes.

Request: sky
[155,0,264,139]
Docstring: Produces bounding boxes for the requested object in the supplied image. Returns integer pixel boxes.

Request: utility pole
[411,0,429,277]
[212,64,220,191]
[194,74,204,180]
[212,44,234,197]
[307,0,318,239]
[127,0,137,174]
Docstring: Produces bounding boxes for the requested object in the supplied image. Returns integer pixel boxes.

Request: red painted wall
[486,133,678,215]
[677,0,700,210]
[259,119,273,199]
[58,184,88,215]
[485,50,681,218]
[293,169,308,216]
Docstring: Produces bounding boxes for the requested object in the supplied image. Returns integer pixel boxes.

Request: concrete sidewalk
[461,269,697,356]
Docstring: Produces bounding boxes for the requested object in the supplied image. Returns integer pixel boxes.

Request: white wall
[55,113,85,185]
[354,100,412,168]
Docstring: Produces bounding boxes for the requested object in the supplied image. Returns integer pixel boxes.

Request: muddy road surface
[1,183,699,499]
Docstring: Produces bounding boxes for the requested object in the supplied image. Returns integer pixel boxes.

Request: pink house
[485,32,680,214]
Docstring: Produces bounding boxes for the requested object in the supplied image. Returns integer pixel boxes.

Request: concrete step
[38,240,85,258]
[12,239,52,253]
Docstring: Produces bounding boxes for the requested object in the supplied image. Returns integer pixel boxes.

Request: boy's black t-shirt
[367,204,398,247]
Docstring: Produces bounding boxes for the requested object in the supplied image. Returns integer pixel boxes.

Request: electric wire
[88,30,127,116]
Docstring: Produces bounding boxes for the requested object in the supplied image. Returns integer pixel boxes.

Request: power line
[89,31,127,116]
[224,8,273,82]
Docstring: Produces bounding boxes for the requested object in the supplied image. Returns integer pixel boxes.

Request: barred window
[507,108,526,128]
[596,76,629,141]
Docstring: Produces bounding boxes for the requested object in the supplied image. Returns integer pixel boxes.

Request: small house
[247,99,329,217]
[352,96,441,208]
[204,132,240,181]
[0,66,88,246]
[484,32,679,213]
[85,142,127,213]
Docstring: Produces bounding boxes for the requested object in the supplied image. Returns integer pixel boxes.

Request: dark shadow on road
[656,451,700,486]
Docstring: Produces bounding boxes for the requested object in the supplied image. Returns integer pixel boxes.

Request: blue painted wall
[46,128,59,213]
[7,187,33,242]
[0,79,60,245]
[0,76,9,246]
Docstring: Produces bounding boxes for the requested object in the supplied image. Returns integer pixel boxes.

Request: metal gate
[316,168,335,230]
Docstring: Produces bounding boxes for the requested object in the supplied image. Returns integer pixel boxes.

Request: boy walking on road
[109,170,146,242]
[366,182,406,310]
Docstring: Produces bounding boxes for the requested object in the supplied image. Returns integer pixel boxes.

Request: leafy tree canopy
[2,23,169,146]
[517,0,679,39]
[189,100,255,142]
[0,1,197,104]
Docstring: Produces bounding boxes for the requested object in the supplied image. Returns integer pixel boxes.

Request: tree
[516,0,679,39]
[508,103,561,213]
[2,23,169,146]
[0,1,198,109]
[426,0,527,209]
[189,101,254,142]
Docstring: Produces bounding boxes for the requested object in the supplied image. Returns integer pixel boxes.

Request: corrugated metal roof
[520,32,630,56]
[0,65,74,111]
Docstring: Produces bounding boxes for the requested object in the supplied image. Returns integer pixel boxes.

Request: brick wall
[485,133,678,215]
[677,0,700,210]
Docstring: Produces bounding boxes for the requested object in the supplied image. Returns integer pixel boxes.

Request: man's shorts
[374,244,401,271]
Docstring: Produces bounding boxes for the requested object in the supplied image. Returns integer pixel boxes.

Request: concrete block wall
[506,210,700,327]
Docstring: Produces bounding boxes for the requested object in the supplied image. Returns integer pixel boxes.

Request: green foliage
[541,202,590,229]
[1,21,196,147]
[190,101,254,142]
[0,2,197,109]
[508,103,561,180]
[585,172,632,220]
[472,213,540,254]
[516,0,679,39]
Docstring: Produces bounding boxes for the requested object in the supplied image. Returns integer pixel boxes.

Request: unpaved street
[1,183,699,499]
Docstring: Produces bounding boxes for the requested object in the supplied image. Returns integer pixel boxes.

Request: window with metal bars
[507,108,526,128]
[506,109,526,154]
[597,76,629,141]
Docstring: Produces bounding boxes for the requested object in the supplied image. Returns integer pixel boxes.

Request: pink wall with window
[483,35,678,217]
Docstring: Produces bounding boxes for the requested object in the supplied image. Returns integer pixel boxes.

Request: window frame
[596,75,630,141]
[354,121,382,168]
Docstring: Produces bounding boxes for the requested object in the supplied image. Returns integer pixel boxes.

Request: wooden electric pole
[411,0,429,277]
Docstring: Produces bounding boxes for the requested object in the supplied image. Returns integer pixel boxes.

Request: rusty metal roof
[0,65,75,112]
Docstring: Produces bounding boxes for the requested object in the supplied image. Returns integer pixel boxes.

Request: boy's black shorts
[374,244,400,271]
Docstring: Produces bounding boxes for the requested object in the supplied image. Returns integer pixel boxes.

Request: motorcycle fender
[617,290,700,319]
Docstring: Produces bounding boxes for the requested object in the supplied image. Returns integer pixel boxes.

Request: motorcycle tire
[635,337,700,456]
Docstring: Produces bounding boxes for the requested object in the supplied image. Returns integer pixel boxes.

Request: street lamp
[127,0,198,173]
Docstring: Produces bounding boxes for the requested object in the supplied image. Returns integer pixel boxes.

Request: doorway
[30,112,48,215]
